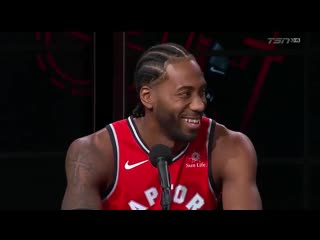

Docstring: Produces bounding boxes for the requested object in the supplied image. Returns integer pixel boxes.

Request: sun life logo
[191,152,200,161]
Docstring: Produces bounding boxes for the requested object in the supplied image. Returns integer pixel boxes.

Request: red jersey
[102,116,220,210]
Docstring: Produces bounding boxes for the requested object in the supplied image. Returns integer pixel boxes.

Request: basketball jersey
[102,116,220,210]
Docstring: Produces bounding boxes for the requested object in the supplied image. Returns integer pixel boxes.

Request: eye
[205,88,214,103]
[178,91,191,98]
[201,88,207,96]
[197,87,206,98]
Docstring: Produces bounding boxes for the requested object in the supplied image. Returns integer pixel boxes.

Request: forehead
[164,59,205,87]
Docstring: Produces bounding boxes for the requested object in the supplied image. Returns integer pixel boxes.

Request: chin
[169,127,199,142]
[178,132,199,142]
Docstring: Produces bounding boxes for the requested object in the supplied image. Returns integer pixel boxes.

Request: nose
[189,95,206,113]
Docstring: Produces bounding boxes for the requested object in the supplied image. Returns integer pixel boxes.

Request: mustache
[180,112,204,118]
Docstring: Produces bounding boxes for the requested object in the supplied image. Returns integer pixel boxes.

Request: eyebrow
[176,83,207,91]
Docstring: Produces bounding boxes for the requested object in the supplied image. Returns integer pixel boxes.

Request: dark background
[0,32,318,210]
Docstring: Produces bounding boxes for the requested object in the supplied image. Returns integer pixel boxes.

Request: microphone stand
[161,187,171,210]
[157,159,172,210]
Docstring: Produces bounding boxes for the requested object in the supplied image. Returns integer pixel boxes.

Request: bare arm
[213,128,262,210]
[61,131,113,210]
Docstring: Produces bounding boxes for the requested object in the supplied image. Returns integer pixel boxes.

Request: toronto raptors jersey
[102,116,220,210]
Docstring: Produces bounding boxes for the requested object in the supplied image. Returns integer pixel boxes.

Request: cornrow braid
[132,42,195,117]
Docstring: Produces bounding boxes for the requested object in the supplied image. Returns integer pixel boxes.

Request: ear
[140,86,153,110]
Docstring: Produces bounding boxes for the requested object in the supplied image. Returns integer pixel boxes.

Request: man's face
[151,59,207,142]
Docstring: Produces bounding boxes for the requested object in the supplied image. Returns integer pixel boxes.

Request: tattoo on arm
[67,150,94,192]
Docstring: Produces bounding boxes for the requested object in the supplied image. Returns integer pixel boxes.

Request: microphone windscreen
[149,144,172,167]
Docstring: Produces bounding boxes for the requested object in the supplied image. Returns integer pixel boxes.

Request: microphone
[149,144,172,210]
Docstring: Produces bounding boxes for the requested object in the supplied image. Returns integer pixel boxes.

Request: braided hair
[132,42,195,117]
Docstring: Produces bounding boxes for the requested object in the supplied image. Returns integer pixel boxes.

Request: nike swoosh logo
[210,66,225,75]
[124,160,149,170]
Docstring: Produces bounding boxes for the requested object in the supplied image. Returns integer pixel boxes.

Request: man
[61,42,262,210]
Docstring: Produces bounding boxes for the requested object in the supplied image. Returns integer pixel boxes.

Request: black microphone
[149,144,172,210]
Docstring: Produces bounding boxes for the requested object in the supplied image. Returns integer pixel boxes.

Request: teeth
[184,118,200,124]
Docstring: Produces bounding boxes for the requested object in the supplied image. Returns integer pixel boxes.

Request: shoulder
[65,127,115,187]
[213,122,255,156]
[67,128,112,159]
[211,122,257,179]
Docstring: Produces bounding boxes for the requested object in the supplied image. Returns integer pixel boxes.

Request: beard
[154,106,200,143]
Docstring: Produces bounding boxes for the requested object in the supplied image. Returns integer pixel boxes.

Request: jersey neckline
[127,115,190,163]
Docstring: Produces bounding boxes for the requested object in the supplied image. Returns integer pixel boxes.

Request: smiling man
[61,42,262,210]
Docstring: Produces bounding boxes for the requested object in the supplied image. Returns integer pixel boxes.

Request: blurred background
[0,32,318,210]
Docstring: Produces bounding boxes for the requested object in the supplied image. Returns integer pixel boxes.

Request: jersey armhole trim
[207,119,221,204]
[101,124,118,200]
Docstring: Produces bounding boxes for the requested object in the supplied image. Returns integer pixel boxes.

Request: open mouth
[182,117,201,130]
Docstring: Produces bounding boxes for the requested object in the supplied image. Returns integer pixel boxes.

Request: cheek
[154,93,188,116]
[156,101,172,115]
[155,95,172,110]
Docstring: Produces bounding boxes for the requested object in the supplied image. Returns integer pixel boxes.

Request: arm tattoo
[67,149,94,190]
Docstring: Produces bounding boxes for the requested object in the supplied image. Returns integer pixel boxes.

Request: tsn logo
[267,37,301,44]
[128,184,205,210]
